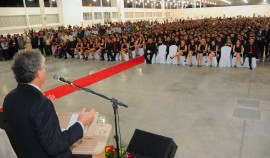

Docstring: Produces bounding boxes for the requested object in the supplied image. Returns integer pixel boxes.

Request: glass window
[26,0,40,7]
[124,0,133,8]
[44,0,57,7]
[102,0,111,7]
[112,12,118,19]
[0,0,24,7]
[94,12,102,19]
[82,0,101,7]
[155,1,161,9]
[144,0,151,8]
[83,12,92,20]
[135,0,143,8]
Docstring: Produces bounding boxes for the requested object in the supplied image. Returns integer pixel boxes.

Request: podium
[58,113,112,158]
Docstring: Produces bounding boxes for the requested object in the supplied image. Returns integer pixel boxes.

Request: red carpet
[43,56,145,99]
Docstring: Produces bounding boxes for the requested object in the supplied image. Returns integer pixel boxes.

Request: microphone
[53,73,73,85]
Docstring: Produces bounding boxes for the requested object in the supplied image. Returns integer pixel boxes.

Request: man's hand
[77,108,95,127]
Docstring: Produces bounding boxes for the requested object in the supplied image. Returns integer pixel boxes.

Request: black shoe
[210,65,212,67]
[170,56,174,59]
[241,64,243,66]
[234,65,236,68]
[190,64,192,67]
[64,57,67,59]
[250,67,252,70]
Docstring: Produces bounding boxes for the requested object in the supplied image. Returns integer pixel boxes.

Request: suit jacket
[3,84,83,158]
[244,43,259,56]
[145,42,157,54]
[64,42,72,51]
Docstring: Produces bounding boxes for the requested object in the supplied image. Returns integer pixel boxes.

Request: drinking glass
[97,114,106,134]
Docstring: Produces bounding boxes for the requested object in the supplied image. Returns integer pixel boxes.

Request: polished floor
[1,56,270,158]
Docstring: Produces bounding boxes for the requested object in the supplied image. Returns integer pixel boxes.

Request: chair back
[169,45,178,55]
[221,46,231,58]
[158,45,167,56]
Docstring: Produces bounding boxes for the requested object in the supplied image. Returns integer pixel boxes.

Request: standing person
[45,34,52,56]
[3,50,95,158]
[25,35,32,50]
[256,27,263,58]
[1,37,10,61]
[244,38,259,70]
[17,36,25,50]
[39,32,45,55]
[9,36,18,59]
[261,24,269,58]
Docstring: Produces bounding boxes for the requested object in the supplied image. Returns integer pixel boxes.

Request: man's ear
[35,69,42,79]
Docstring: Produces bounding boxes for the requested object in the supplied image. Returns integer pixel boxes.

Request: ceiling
[195,0,268,6]
[160,0,269,6]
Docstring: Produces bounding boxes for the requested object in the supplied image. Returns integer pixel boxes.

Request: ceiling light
[243,0,248,3]
[220,0,231,4]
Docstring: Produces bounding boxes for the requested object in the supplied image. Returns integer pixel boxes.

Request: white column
[57,0,83,27]
[39,0,47,28]
[23,0,30,29]
[116,0,125,22]
[200,0,201,8]
[100,0,105,24]
[181,0,183,9]
[56,0,64,25]
[49,0,53,7]
[161,0,165,21]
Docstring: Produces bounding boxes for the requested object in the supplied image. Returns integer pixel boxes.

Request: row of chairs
[66,45,256,68]
[153,45,256,68]
[69,48,145,61]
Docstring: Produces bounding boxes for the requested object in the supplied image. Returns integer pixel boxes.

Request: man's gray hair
[12,50,45,83]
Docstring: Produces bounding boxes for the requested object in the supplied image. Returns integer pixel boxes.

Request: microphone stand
[68,82,127,158]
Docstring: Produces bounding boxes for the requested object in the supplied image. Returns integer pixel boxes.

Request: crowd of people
[0,16,270,69]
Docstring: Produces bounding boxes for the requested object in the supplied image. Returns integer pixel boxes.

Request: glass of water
[97,114,106,134]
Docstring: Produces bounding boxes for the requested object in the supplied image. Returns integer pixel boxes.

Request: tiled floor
[1,56,270,158]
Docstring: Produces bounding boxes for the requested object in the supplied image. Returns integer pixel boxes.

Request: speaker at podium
[127,129,178,158]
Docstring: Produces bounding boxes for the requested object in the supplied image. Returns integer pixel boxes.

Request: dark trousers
[113,50,119,60]
[59,48,66,58]
[2,49,9,60]
[166,46,169,60]
[100,49,106,60]
[107,50,114,61]
[39,44,45,55]
[246,53,256,68]
[45,45,52,55]
[144,52,154,64]
[258,41,264,57]
[217,51,221,63]
[264,42,269,57]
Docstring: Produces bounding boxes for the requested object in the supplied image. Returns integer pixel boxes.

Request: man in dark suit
[112,37,120,61]
[144,38,157,64]
[256,27,263,57]
[262,24,269,58]
[31,33,39,49]
[244,38,259,70]
[104,38,114,61]
[3,50,95,158]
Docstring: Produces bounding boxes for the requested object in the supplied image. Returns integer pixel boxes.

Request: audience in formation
[0,16,270,69]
